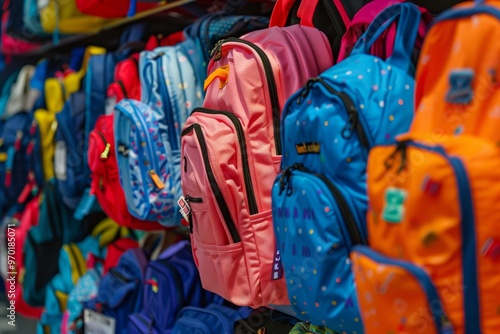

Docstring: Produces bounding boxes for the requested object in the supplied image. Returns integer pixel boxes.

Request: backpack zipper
[280,163,366,245]
[156,53,178,151]
[315,77,370,149]
[95,131,110,160]
[191,108,258,215]
[116,80,129,99]
[211,37,282,155]
[150,260,184,308]
[126,102,163,190]
[181,124,241,243]
[185,195,203,233]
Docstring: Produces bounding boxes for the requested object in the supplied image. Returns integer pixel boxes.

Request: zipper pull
[100,143,111,160]
[210,40,224,61]
[440,316,454,334]
[279,163,304,195]
[150,170,165,189]
[297,78,318,104]
[341,112,358,139]
[384,140,410,173]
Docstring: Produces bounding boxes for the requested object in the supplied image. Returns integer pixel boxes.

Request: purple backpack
[128,240,223,333]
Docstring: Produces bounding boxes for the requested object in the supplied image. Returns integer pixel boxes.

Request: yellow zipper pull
[150,170,165,189]
[100,143,111,160]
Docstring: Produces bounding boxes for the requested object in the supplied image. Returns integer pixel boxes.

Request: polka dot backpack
[272,3,422,332]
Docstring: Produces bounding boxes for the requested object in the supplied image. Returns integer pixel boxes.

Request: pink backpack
[337,0,433,63]
[180,25,334,308]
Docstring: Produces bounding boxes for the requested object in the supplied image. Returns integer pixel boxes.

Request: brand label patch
[295,142,320,155]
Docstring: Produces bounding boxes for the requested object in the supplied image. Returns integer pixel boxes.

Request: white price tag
[84,309,116,334]
[54,141,67,181]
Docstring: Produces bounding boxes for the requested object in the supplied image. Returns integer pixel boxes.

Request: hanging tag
[177,196,191,223]
[38,0,49,10]
[84,309,115,334]
[54,141,67,181]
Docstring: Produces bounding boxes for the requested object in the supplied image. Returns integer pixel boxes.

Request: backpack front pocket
[351,246,454,334]
[181,110,250,246]
[271,166,364,331]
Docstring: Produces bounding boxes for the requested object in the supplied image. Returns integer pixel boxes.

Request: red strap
[332,0,352,26]
[269,0,298,27]
[298,0,351,28]
[297,0,320,27]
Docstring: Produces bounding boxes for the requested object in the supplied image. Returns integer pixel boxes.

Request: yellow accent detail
[64,244,86,285]
[0,153,7,162]
[150,170,165,189]
[55,290,69,312]
[204,65,229,90]
[100,143,111,159]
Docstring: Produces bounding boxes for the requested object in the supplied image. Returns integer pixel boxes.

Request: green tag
[382,187,407,223]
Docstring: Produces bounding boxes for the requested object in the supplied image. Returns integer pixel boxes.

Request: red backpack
[145,31,185,51]
[75,0,158,18]
[5,196,43,319]
[107,54,141,104]
[88,115,162,230]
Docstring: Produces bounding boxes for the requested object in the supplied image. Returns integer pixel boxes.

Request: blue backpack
[85,247,150,333]
[0,110,43,217]
[272,3,421,332]
[183,12,270,71]
[54,91,88,210]
[171,304,252,334]
[75,25,146,219]
[128,240,223,333]
[114,38,204,226]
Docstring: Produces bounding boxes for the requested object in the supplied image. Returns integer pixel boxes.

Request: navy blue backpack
[183,12,269,70]
[0,110,43,217]
[171,304,252,334]
[85,247,150,334]
[128,240,223,333]
[272,3,422,332]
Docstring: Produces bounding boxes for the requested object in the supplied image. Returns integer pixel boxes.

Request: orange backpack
[352,133,500,334]
[411,0,500,143]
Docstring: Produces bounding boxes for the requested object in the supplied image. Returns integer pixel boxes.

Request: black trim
[116,80,129,99]
[316,77,370,149]
[284,164,366,245]
[217,37,282,155]
[182,124,241,243]
[191,108,258,215]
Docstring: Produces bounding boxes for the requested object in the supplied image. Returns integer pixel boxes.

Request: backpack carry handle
[298,0,352,27]
[351,3,421,71]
